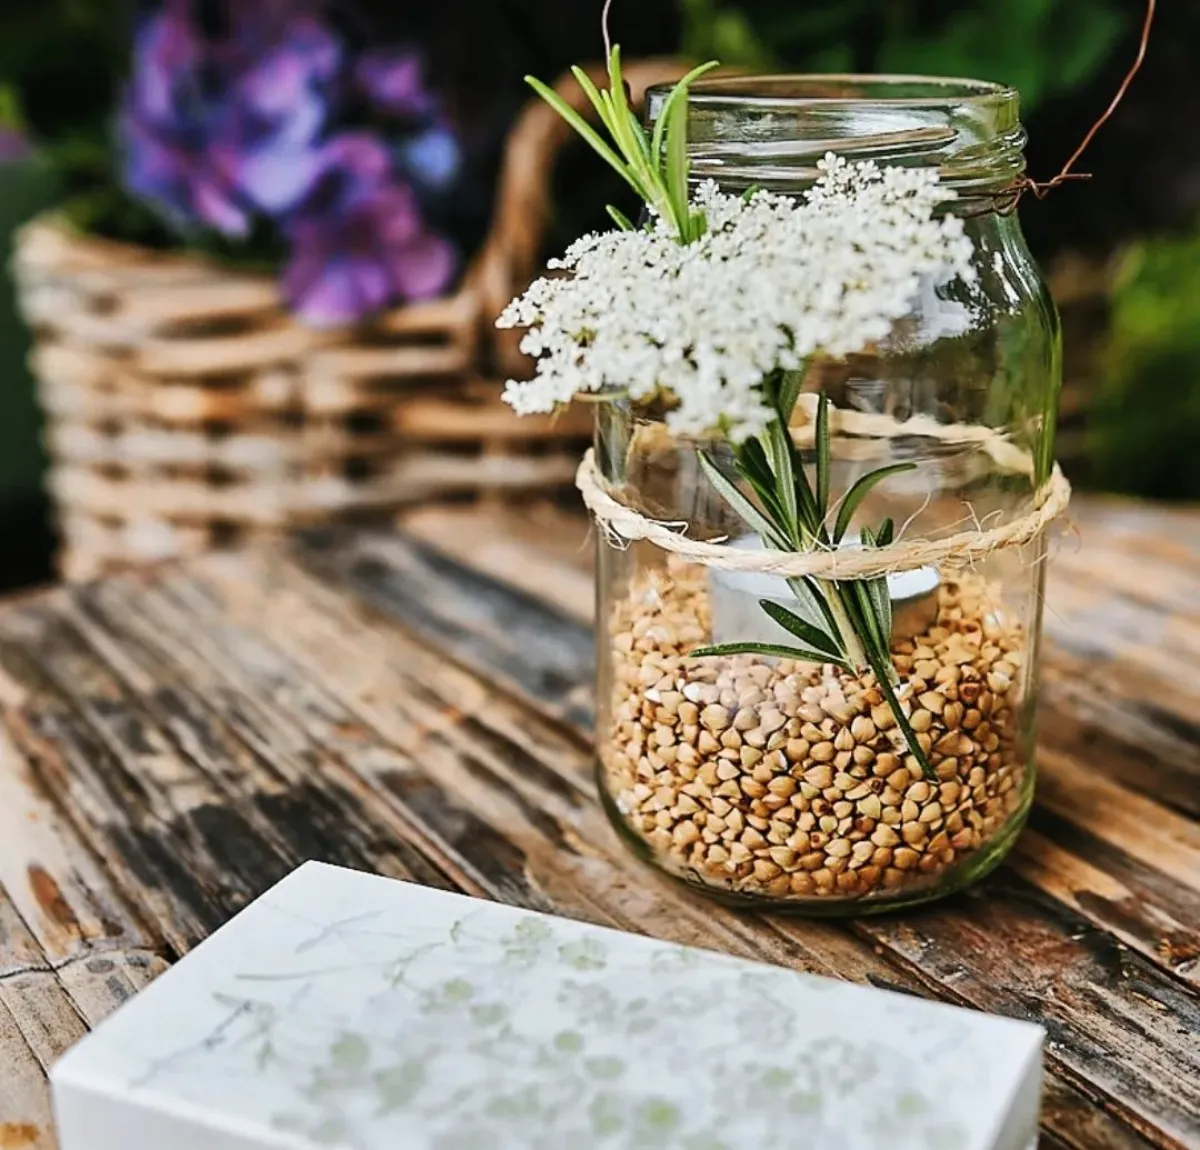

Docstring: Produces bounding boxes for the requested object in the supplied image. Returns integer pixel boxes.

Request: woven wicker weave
[14,59,685,580]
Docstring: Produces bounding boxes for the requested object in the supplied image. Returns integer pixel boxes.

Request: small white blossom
[498,154,977,441]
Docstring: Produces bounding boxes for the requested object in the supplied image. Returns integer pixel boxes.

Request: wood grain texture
[0,495,1196,1149]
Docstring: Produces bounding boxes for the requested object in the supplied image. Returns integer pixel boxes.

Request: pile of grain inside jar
[605,559,1028,901]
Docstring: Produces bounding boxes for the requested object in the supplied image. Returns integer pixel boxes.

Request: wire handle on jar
[990,0,1156,215]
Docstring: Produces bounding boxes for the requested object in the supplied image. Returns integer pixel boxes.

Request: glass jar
[594,76,1060,914]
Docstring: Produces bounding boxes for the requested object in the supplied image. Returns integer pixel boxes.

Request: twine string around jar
[575,414,1072,580]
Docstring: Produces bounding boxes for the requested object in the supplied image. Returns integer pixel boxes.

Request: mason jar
[593,76,1061,914]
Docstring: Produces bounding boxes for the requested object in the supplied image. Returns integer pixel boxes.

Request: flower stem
[822,583,867,670]
[820,572,937,782]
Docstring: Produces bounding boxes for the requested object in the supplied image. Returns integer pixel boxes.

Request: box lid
[53,862,1042,1150]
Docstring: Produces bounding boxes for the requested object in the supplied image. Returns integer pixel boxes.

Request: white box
[53,862,1042,1150]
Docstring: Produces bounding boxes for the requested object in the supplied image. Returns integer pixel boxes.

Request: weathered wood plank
[0,704,171,1149]
[288,524,1200,1149]
[0,989,57,1150]
[0,879,156,1150]
[0,590,462,958]
[1014,824,1200,985]
[0,721,165,987]
[294,530,596,730]
[1041,500,1200,819]
[400,502,595,621]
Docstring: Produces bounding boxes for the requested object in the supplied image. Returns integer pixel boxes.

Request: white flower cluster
[498,154,977,441]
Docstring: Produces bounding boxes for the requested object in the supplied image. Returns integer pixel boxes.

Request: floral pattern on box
[60,864,1044,1150]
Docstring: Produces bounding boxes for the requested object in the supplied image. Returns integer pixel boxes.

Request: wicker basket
[14,60,685,581]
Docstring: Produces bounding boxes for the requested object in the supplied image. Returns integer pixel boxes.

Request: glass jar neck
[647,74,1026,206]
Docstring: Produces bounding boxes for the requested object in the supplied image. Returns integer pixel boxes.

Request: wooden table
[0,498,1197,1150]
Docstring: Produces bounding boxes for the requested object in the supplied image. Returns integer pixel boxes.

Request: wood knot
[0,1123,41,1149]
[27,865,80,936]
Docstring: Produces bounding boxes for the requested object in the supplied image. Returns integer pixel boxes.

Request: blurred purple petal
[285,257,393,328]
[284,138,457,325]
[231,145,324,214]
[401,125,462,190]
[120,111,248,238]
[364,183,424,245]
[297,133,394,215]
[357,49,435,117]
[131,3,203,124]
[321,133,394,182]
[194,180,250,237]
[239,18,342,119]
[389,232,457,300]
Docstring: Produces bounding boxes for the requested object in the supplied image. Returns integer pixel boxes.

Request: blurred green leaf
[1087,223,1200,500]
[681,0,1128,110]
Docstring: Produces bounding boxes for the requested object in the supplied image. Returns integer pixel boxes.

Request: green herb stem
[822,584,869,671]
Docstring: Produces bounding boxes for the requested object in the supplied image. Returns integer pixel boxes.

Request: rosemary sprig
[691,384,937,782]
[524,48,719,244]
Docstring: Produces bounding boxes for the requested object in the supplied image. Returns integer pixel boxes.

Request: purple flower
[117,1,465,325]
[356,48,437,118]
[122,113,250,236]
[213,17,342,215]
[119,2,248,234]
[282,134,456,327]
[119,2,340,235]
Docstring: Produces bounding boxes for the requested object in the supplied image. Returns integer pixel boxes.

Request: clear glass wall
[594,77,1060,913]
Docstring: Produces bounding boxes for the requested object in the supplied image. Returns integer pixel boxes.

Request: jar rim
[646,73,1025,197]
[669,73,1018,110]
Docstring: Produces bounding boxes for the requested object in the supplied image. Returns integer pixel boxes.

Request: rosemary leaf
[764,418,801,541]
[570,66,617,135]
[866,577,893,652]
[764,388,822,537]
[786,576,846,652]
[832,462,917,543]
[758,600,844,658]
[848,577,889,658]
[860,529,894,642]
[777,369,805,423]
[650,60,721,173]
[602,49,651,184]
[688,641,850,670]
[731,457,788,527]
[867,649,937,782]
[607,205,636,231]
[733,437,775,492]
[665,89,692,238]
[697,452,788,549]
[524,76,645,198]
[629,110,654,162]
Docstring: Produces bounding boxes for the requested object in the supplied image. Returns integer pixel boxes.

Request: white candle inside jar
[708,534,940,651]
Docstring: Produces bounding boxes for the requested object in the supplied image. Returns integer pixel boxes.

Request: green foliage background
[1087,227,1200,500]
[680,0,1126,111]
